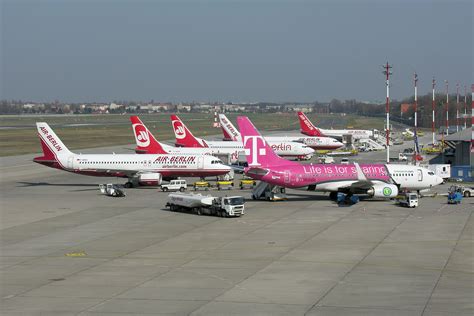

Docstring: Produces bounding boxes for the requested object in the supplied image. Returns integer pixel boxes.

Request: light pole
[456,83,460,132]
[432,77,436,145]
[445,80,449,136]
[464,85,467,129]
[382,62,392,163]
[413,72,419,156]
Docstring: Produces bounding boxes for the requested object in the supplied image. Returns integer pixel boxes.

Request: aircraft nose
[437,176,444,185]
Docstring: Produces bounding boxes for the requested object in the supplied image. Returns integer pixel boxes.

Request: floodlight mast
[414,72,418,140]
[445,80,449,136]
[456,83,460,132]
[464,85,467,129]
[432,77,436,145]
[382,62,392,163]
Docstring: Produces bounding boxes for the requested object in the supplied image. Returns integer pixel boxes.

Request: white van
[398,193,418,208]
[160,180,187,192]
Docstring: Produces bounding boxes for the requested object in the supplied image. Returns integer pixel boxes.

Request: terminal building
[440,127,473,181]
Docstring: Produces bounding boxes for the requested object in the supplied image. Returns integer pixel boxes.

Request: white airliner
[33,122,231,187]
[170,115,315,160]
[298,111,377,140]
[131,116,244,163]
[218,113,343,150]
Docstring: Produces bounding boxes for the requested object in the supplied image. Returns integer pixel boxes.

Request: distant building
[442,128,473,181]
[109,103,123,110]
[177,103,192,112]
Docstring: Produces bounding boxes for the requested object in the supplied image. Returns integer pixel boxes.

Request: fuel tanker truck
[166,193,245,217]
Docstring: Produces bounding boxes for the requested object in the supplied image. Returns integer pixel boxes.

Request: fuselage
[179,140,315,159]
[150,143,245,163]
[267,136,342,150]
[246,163,442,191]
[34,153,231,178]
[318,128,373,140]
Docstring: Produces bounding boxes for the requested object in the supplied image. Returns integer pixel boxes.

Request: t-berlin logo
[243,135,266,166]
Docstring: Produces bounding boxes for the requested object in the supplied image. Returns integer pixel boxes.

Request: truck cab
[215,196,245,217]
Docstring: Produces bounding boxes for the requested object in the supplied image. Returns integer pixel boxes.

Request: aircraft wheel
[329,192,338,200]
[124,182,133,188]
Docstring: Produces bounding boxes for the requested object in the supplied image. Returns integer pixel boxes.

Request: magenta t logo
[243,135,266,166]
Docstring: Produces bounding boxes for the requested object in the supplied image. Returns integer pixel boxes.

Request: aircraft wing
[245,167,270,177]
[79,167,140,178]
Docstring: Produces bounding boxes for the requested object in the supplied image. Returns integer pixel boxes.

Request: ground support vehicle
[389,153,408,162]
[217,169,235,181]
[449,185,474,198]
[336,193,359,206]
[448,191,463,204]
[99,184,126,197]
[397,193,419,208]
[217,181,234,190]
[252,182,287,201]
[159,180,187,192]
[193,181,211,191]
[239,179,256,189]
[318,155,335,164]
[166,193,245,217]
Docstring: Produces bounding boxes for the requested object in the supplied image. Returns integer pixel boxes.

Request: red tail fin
[297,112,323,136]
[33,122,71,168]
[237,116,296,168]
[219,114,241,141]
[170,115,208,148]
[130,116,168,154]
[221,126,233,141]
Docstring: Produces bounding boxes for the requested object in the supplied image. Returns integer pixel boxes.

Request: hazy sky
[1,0,472,103]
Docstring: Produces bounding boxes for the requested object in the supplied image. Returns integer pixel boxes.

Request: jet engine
[367,184,398,198]
[138,173,162,186]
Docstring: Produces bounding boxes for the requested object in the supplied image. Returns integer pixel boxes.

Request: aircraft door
[67,156,74,169]
[284,170,291,184]
[198,156,204,169]
[417,169,423,182]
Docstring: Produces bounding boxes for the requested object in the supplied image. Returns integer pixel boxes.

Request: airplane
[33,122,231,187]
[298,111,377,140]
[170,114,315,160]
[236,116,443,200]
[131,116,244,163]
[218,113,343,150]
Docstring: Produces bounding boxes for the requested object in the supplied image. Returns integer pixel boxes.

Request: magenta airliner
[237,116,443,199]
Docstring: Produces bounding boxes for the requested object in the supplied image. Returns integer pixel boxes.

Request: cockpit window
[428,171,435,175]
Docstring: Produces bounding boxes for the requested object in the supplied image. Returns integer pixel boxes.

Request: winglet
[130,116,168,154]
